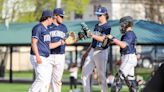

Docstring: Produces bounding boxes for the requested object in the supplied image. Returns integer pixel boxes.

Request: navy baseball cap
[42,10,53,17]
[95,7,108,15]
[53,8,65,16]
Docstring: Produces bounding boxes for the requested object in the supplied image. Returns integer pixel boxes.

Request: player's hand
[36,56,42,64]
[60,40,65,45]
[78,32,85,40]
[107,34,113,40]
[87,31,93,38]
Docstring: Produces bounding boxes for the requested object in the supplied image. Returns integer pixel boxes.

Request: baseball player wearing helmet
[81,7,111,92]
[106,16,137,92]
[48,8,68,92]
[28,10,61,92]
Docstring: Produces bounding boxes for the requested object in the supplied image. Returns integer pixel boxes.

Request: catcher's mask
[119,16,133,34]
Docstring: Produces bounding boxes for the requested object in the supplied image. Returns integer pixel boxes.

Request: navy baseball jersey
[120,31,137,55]
[48,23,68,54]
[91,22,111,49]
[30,23,51,57]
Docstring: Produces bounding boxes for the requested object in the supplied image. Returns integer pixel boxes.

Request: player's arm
[31,38,42,64]
[107,35,127,49]
[49,40,65,49]
[91,34,106,42]
[88,28,111,42]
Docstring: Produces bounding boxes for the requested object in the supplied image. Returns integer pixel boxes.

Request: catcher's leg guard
[120,70,137,92]
[111,73,123,92]
[129,80,138,92]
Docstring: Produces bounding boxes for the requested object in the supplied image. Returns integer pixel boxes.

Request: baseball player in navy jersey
[28,10,65,92]
[81,7,111,92]
[48,8,68,92]
[106,16,137,92]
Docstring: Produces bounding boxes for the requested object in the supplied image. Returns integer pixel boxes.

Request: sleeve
[123,33,133,46]
[32,26,40,39]
[63,24,68,38]
[104,27,111,35]
[65,26,68,33]
[102,24,111,35]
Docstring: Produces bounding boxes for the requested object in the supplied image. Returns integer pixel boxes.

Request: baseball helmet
[119,16,133,34]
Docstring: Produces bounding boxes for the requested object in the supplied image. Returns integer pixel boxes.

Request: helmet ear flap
[120,23,126,34]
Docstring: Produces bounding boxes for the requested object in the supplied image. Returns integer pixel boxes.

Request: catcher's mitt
[65,32,77,44]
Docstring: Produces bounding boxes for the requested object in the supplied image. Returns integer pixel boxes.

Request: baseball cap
[95,7,108,15]
[42,10,53,18]
[53,8,65,16]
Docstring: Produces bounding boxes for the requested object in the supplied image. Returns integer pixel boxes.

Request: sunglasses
[97,14,103,17]
[58,15,64,19]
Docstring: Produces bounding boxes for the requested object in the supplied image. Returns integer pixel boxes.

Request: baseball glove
[65,32,77,44]
[77,22,92,40]
[101,36,110,48]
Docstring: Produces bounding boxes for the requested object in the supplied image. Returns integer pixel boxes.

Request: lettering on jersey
[50,30,66,39]
[44,34,51,42]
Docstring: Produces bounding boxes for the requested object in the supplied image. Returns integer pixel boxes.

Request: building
[71,0,164,24]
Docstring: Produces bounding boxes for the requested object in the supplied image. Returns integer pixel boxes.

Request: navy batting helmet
[119,16,133,34]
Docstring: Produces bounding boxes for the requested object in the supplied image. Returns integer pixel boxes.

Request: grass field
[0,67,150,92]
[4,67,153,80]
[0,83,130,92]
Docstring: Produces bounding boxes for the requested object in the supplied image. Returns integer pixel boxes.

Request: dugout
[0,20,163,83]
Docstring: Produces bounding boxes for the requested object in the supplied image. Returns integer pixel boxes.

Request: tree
[62,0,90,19]
[18,0,90,21]
[0,0,4,22]
[144,0,164,24]
[32,0,56,21]
[1,0,90,22]
[17,0,56,22]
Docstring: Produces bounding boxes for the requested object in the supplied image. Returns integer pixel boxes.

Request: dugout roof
[0,20,163,46]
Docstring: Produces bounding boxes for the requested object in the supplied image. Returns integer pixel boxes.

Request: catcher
[104,16,138,92]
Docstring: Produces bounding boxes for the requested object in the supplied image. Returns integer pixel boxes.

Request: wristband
[113,38,121,45]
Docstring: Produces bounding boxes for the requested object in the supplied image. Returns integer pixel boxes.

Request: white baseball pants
[82,48,109,92]
[48,54,65,92]
[120,54,137,80]
[28,55,53,92]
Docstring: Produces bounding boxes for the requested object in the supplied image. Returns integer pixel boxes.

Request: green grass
[0,83,31,92]
[3,67,153,91]
[4,67,153,81]
[5,71,33,78]
[0,83,72,92]
[0,67,150,92]
[135,67,153,80]
[62,70,82,79]
[0,83,129,92]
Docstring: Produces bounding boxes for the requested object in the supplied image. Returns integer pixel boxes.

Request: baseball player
[106,16,138,92]
[48,8,68,92]
[81,7,111,92]
[29,10,64,92]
